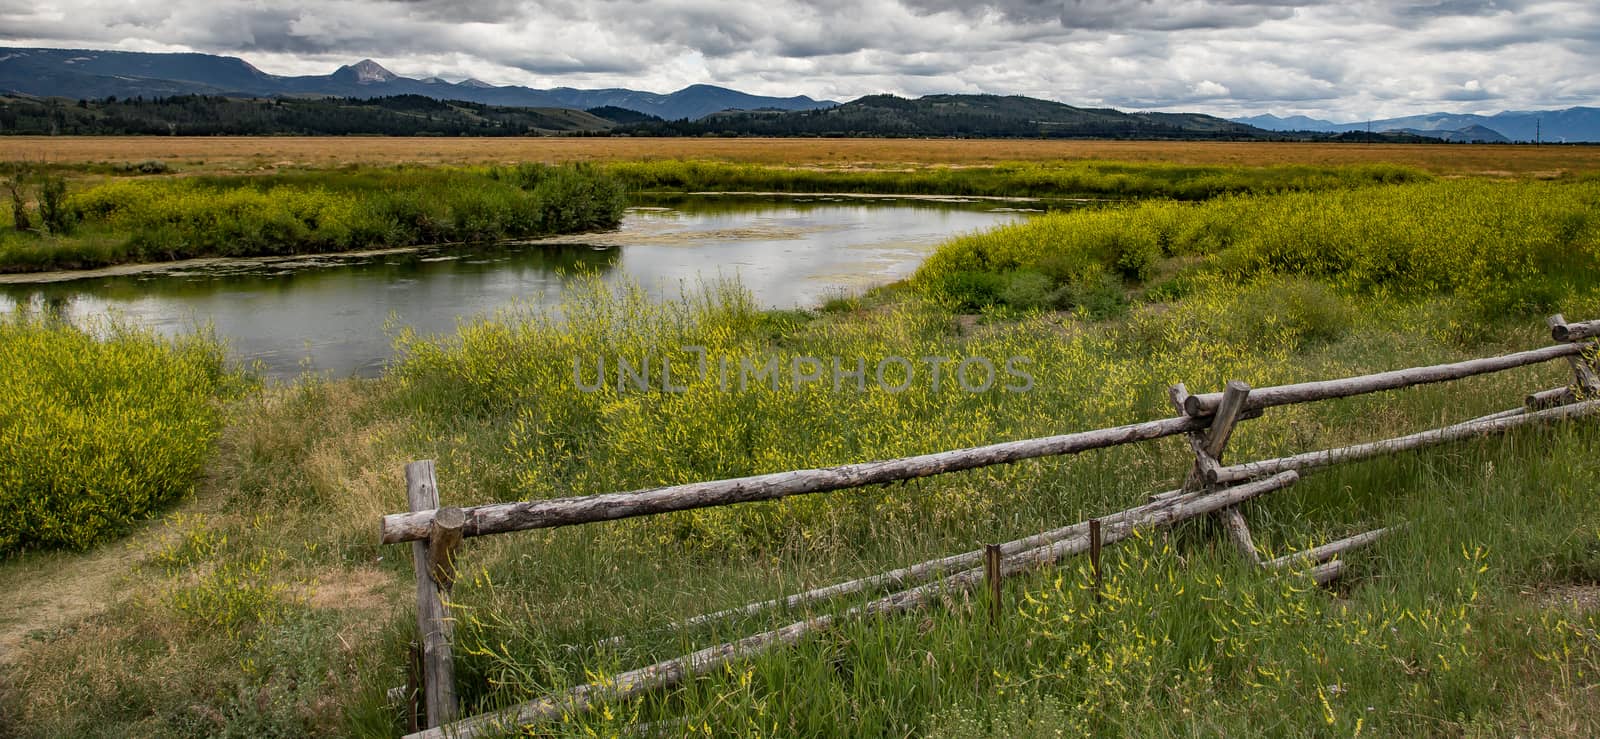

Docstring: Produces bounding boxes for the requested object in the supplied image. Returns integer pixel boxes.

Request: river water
[0,196,1032,378]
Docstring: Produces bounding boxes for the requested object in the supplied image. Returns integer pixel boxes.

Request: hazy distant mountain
[1234,107,1600,142]
[1390,125,1510,143]
[0,47,835,121]
[1232,114,1343,133]
[628,93,1269,139]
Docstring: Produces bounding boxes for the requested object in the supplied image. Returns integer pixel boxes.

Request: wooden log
[1206,383,1261,563]
[1203,381,1252,459]
[1466,407,1528,423]
[1526,386,1576,411]
[407,461,458,728]
[1170,382,1261,563]
[1169,383,1218,490]
[381,413,1218,544]
[1211,399,1600,485]
[1550,316,1600,395]
[1218,508,1262,565]
[428,507,465,590]
[1306,559,1345,586]
[1264,528,1393,570]
[405,472,1299,739]
[1550,314,1600,343]
[1182,342,1590,418]
[681,484,1188,629]
[1167,383,1191,415]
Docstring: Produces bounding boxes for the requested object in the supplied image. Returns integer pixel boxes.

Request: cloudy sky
[2,0,1596,120]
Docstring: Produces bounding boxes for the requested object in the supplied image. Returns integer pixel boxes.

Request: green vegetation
[0,317,238,554]
[6,166,1600,737]
[606,158,1429,200]
[917,179,1600,320]
[0,163,626,272]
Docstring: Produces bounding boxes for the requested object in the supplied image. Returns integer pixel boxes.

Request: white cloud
[1,0,1596,119]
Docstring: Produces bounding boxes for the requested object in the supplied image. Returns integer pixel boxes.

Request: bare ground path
[0,520,173,666]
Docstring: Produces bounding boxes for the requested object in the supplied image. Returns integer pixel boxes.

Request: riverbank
[0,164,626,274]
[5,171,1600,736]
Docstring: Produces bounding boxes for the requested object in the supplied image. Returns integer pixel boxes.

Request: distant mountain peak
[335,59,398,84]
[0,46,836,120]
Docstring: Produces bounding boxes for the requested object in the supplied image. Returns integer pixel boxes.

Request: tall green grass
[0,164,626,272]
[603,158,1429,200]
[0,316,240,554]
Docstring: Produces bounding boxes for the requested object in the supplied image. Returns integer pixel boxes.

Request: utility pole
[1535,118,1542,146]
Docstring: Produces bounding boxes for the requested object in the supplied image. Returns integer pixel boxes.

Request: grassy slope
[6,169,1600,736]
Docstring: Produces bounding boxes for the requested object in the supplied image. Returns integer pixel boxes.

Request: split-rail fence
[379,313,1600,738]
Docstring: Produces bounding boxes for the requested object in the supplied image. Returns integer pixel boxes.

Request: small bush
[37,175,75,235]
[1055,270,1129,319]
[0,317,238,553]
[998,270,1055,311]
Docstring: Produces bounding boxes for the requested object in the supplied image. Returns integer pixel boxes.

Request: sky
[2,0,1597,121]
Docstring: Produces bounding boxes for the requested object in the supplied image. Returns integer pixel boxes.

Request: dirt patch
[0,530,167,665]
[1535,584,1600,611]
[307,566,394,613]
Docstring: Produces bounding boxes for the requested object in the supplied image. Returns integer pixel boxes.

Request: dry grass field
[2,136,1597,176]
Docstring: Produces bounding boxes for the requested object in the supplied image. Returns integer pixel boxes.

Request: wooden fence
[380,314,1600,739]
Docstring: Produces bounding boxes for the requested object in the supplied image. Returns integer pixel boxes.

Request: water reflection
[0,198,1026,378]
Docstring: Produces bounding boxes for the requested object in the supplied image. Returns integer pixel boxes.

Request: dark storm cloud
[1,0,1596,119]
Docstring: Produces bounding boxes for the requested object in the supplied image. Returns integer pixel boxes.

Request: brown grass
[3,136,1598,176]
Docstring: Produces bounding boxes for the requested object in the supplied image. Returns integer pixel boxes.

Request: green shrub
[0,317,238,553]
[997,271,1055,311]
[37,176,74,236]
[1055,270,1129,319]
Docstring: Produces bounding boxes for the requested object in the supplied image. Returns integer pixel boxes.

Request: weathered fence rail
[382,315,1600,736]
[378,413,1222,544]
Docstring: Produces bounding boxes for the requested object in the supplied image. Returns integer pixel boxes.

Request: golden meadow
[6,159,1600,736]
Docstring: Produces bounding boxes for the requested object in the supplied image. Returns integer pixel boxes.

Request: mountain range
[0,47,833,121]
[624,93,1262,139]
[2,46,1595,141]
[1234,108,1600,143]
[0,93,645,136]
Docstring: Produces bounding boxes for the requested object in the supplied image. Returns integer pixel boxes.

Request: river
[0,195,1034,378]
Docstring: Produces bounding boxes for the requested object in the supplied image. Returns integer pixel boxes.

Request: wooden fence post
[407,460,459,727]
[1089,519,1103,603]
[1549,314,1600,397]
[1171,381,1262,564]
[983,544,1002,625]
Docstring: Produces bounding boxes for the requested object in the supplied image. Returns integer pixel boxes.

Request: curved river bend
[0,196,1031,378]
